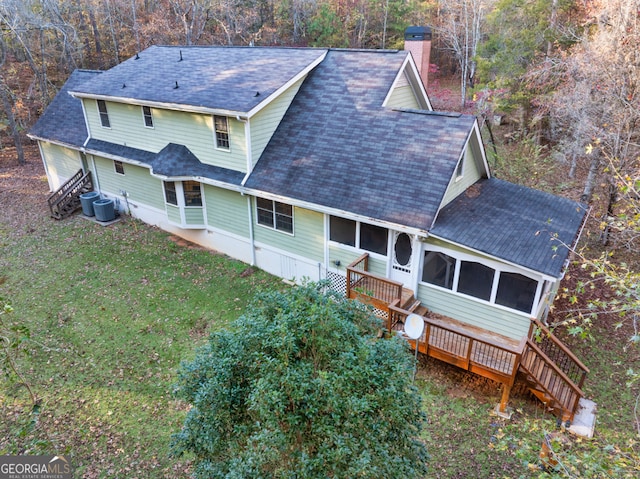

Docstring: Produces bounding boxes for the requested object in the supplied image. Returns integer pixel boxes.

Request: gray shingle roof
[430,178,588,277]
[69,46,327,113]
[244,49,476,231]
[29,69,101,146]
[85,139,244,185]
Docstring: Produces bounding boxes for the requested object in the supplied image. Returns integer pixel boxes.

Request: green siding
[41,142,82,181]
[184,208,204,225]
[254,204,324,262]
[441,135,486,207]
[250,77,304,168]
[327,245,388,277]
[91,155,165,209]
[167,204,181,223]
[386,84,420,109]
[203,185,250,238]
[417,283,531,340]
[84,99,247,172]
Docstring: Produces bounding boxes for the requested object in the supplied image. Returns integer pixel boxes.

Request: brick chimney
[404,26,432,88]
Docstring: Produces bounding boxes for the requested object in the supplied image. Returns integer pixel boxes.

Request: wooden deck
[345,252,590,422]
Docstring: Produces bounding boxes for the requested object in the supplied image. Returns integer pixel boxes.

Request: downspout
[237,115,252,186]
[246,195,256,266]
[237,115,256,265]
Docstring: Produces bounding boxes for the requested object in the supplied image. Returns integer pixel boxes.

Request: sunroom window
[422,251,455,289]
[496,272,538,313]
[421,248,540,314]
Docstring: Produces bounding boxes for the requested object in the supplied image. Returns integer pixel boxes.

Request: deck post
[494,383,513,419]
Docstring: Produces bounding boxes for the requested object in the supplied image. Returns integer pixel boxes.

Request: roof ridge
[392,108,465,118]
[328,47,401,54]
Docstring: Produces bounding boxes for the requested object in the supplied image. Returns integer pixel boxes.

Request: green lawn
[1,176,638,477]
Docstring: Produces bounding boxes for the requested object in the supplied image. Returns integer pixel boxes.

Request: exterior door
[391,231,414,285]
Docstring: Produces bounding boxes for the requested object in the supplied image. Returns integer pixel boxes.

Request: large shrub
[172,283,428,478]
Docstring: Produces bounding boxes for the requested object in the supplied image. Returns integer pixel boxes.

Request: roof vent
[179,50,183,62]
[122,83,126,88]
[135,53,140,60]
[174,81,179,89]
[254,91,260,97]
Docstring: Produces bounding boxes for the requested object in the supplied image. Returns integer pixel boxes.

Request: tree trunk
[0,80,26,166]
[581,153,600,203]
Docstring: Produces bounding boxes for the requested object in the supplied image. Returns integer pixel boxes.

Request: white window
[257,198,293,234]
[329,216,388,256]
[183,181,202,207]
[142,106,154,128]
[97,100,110,128]
[164,181,177,205]
[421,248,539,314]
[214,115,230,150]
[114,160,125,175]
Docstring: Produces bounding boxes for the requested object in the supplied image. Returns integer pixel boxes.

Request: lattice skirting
[325,270,388,321]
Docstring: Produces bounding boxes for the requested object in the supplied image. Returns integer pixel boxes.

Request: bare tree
[439,0,493,109]
[549,0,640,245]
[0,37,25,165]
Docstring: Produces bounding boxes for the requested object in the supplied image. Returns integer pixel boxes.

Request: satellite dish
[404,313,424,340]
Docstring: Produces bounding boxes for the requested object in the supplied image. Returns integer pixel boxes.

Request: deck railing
[520,339,585,420]
[346,253,403,310]
[388,301,523,386]
[530,319,589,388]
[47,169,93,219]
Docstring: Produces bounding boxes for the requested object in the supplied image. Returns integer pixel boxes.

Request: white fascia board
[67,50,328,120]
[68,91,248,118]
[82,145,244,193]
[472,119,491,178]
[241,186,428,237]
[383,53,432,111]
[246,50,328,119]
[431,121,490,227]
[26,135,86,152]
[428,232,557,282]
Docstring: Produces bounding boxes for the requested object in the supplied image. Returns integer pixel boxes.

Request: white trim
[425,234,556,281]
[96,99,111,128]
[255,197,295,236]
[213,115,231,152]
[142,105,154,129]
[246,51,327,118]
[382,54,432,111]
[67,51,328,121]
[419,243,544,316]
[242,186,428,238]
[431,119,491,226]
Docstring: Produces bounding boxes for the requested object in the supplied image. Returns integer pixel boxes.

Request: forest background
[1,0,639,476]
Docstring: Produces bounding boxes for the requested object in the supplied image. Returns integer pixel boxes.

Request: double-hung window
[421,248,539,314]
[164,181,178,205]
[114,160,125,175]
[214,115,230,150]
[256,198,293,234]
[329,216,388,256]
[142,106,154,128]
[97,100,110,128]
[183,181,202,207]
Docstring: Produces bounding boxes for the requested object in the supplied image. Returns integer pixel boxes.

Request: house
[28,36,594,431]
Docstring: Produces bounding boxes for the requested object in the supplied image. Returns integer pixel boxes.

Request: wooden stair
[518,320,590,424]
[47,169,93,219]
